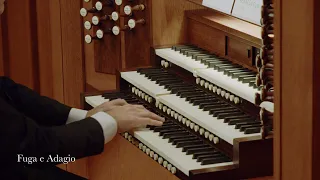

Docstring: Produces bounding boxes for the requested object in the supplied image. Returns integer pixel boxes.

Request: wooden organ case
[80,0,274,179]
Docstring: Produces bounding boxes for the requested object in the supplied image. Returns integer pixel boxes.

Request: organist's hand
[107,104,165,132]
[86,99,128,117]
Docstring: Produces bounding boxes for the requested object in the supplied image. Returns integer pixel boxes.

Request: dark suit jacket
[0,76,105,180]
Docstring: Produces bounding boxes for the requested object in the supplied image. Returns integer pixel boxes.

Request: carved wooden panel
[120,0,152,69]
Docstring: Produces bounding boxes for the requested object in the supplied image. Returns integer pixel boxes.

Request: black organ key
[176,140,204,148]
[186,147,215,155]
[192,151,219,159]
[201,103,228,111]
[186,95,211,102]
[224,115,253,123]
[153,125,180,132]
[184,50,206,56]
[209,107,237,115]
[231,71,254,78]
[198,102,225,109]
[222,67,245,75]
[240,124,262,132]
[228,118,256,125]
[242,77,257,83]
[172,45,194,51]
[179,47,201,54]
[193,98,219,106]
[217,112,245,119]
[238,74,256,81]
[201,157,230,165]
[193,54,213,61]
[182,144,211,153]
[171,137,199,145]
[197,153,223,162]
[249,81,256,87]
[159,129,183,136]
[216,64,242,72]
[244,127,262,134]
[235,121,261,129]
[163,132,189,139]
[226,69,249,76]
[168,135,195,143]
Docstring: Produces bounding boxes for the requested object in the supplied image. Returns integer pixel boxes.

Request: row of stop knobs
[80,0,146,44]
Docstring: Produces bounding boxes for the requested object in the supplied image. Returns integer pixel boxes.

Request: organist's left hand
[86,98,128,117]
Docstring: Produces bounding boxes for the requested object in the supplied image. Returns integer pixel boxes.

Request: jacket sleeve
[0,100,105,166]
[0,76,72,126]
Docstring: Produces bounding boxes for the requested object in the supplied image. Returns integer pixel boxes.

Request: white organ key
[159,103,163,110]
[133,129,234,176]
[205,82,209,88]
[132,87,136,93]
[138,90,142,97]
[139,143,143,149]
[155,48,208,73]
[85,95,108,107]
[167,164,172,171]
[121,71,170,98]
[124,132,129,139]
[158,94,260,144]
[144,94,149,101]
[178,115,183,122]
[142,145,147,152]
[141,92,145,99]
[161,60,165,66]
[148,97,153,103]
[174,113,178,119]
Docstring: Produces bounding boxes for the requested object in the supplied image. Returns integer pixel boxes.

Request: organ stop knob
[95,1,113,11]
[128,19,145,29]
[115,0,122,6]
[84,21,92,30]
[84,34,96,44]
[124,4,145,16]
[112,26,120,36]
[80,7,97,17]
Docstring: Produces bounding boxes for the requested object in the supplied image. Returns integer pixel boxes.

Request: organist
[0,1,164,179]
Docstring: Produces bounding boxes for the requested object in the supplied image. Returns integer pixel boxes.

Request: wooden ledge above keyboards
[186,9,262,47]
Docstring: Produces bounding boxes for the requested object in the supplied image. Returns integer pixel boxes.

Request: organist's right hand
[107,104,165,132]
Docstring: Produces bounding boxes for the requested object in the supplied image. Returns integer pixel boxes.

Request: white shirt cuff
[91,112,118,143]
[66,108,88,124]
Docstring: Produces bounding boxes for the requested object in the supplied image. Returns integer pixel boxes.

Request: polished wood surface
[122,0,151,69]
[186,9,261,47]
[89,135,180,180]
[274,0,320,179]
[151,0,204,47]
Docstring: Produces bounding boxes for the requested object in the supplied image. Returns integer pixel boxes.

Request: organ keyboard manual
[80,0,274,179]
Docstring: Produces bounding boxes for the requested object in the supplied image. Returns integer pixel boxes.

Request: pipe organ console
[80,0,274,179]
